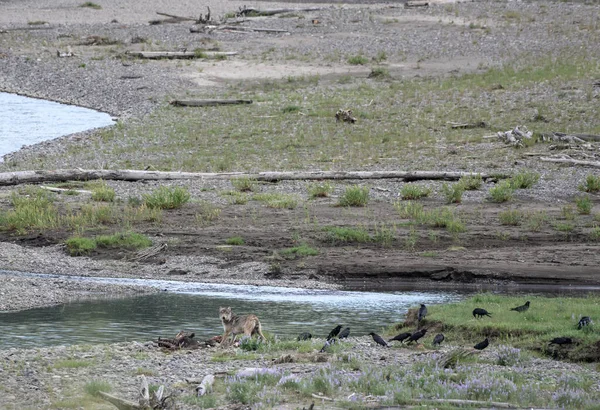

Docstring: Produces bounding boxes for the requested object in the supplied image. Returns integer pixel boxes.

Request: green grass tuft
[143,186,190,209]
[488,180,514,202]
[84,380,112,397]
[510,171,540,189]
[79,1,101,9]
[400,184,431,200]
[575,196,593,215]
[324,226,371,243]
[226,236,245,245]
[252,192,298,209]
[281,243,319,257]
[338,186,369,207]
[308,182,334,198]
[579,174,600,193]
[499,209,523,226]
[441,183,464,204]
[90,182,116,202]
[347,54,368,65]
[231,177,258,192]
[458,174,483,190]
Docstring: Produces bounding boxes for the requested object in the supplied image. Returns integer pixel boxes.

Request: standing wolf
[219,307,265,347]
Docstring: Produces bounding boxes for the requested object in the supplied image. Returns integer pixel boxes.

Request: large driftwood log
[170,99,253,107]
[127,51,237,59]
[405,1,430,8]
[237,6,322,16]
[0,169,510,186]
[540,157,600,168]
[190,25,289,34]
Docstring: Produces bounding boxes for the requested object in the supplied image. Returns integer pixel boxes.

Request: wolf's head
[219,306,233,322]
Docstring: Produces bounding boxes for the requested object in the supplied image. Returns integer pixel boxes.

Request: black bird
[326,325,342,341]
[388,332,412,343]
[578,316,592,329]
[511,301,530,313]
[319,338,337,352]
[474,338,489,350]
[549,337,573,345]
[418,303,428,323]
[338,327,351,339]
[432,333,445,346]
[297,332,312,341]
[406,328,427,344]
[473,308,492,318]
[369,332,389,347]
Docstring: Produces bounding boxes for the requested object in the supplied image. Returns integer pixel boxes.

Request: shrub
[525,211,548,231]
[91,184,115,202]
[95,232,152,249]
[488,180,514,202]
[308,182,334,198]
[590,227,600,241]
[196,201,222,224]
[459,174,483,190]
[510,171,540,189]
[347,55,368,65]
[226,236,244,245]
[441,183,464,204]
[561,205,576,220]
[499,209,523,226]
[338,186,369,207]
[395,201,424,220]
[281,243,319,257]
[65,237,97,256]
[143,186,190,209]
[496,345,523,366]
[579,174,600,193]
[400,184,431,200]
[575,196,593,215]
[231,177,257,192]
[0,190,58,233]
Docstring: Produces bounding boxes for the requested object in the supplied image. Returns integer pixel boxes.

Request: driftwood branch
[191,25,289,34]
[40,185,92,194]
[412,399,517,408]
[540,157,600,168]
[447,121,487,129]
[237,6,322,17]
[126,51,237,59]
[0,169,510,186]
[98,391,143,410]
[542,132,600,143]
[405,1,430,8]
[170,99,253,107]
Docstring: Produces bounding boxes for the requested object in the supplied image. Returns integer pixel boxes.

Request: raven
[369,332,389,347]
[297,332,312,341]
[511,301,530,313]
[388,332,412,343]
[474,338,489,350]
[338,327,351,339]
[473,308,492,318]
[326,325,342,341]
[319,338,337,352]
[549,337,572,345]
[418,304,428,323]
[406,328,427,344]
[578,316,592,329]
[433,333,445,346]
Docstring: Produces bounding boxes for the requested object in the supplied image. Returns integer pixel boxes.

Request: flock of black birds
[299,301,592,353]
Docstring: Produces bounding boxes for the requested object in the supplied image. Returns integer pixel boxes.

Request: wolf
[219,307,265,347]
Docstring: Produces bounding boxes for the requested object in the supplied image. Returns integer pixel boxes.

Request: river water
[0,92,113,157]
[0,273,464,348]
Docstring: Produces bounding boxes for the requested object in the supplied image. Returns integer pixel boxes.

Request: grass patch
[143,186,190,209]
[84,380,112,397]
[252,193,298,209]
[308,182,333,198]
[590,227,600,241]
[338,186,369,207]
[90,181,116,202]
[65,232,151,256]
[65,237,97,256]
[79,1,101,9]
[347,54,368,65]
[0,189,58,234]
[324,226,371,243]
[400,184,431,200]
[575,196,592,215]
[368,67,390,79]
[196,201,222,224]
[282,105,301,114]
[525,211,548,231]
[579,174,600,193]
[221,191,249,205]
[441,183,464,204]
[226,236,244,245]
[281,243,319,257]
[510,171,540,189]
[231,177,258,192]
[488,180,514,203]
[498,209,523,226]
[459,174,483,190]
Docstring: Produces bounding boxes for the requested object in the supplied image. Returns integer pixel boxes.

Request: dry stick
[238,6,322,16]
[155,11,197,21]
[0,169,510,186]
[170,99,253,107]
[97,391,143,410]
[540,157,600,168]
[39,185,92,194]
[127,51,237,59]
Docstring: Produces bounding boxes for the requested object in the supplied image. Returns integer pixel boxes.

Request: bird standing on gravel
[338,327,350,339]
[369,332,389,347]
[433,333,445,346]
[326,325,342,341]
[473,308,492,318]
[511,301,530,312]
[578,316,592,329]
[474,338,489,350]
[406,328,427,344]
[418,304,428,323]
[388,332,412,343]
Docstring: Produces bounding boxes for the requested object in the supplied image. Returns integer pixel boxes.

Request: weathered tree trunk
[540,157,600,168]
[170,99,253,107]
[0,169,509,186]
[127,51,237,59]
[237,7,322,16]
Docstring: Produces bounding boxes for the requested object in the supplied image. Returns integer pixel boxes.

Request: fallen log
[447,121,488,129]
[191,25,289,34]
[540,157,600,168]
[171,99,253,107]
[0,169,510,186]
[237,6,322,17]
[543,132,600,143]
[405,1,429,8]
[127,51,237,59]
[39,185,91,194]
